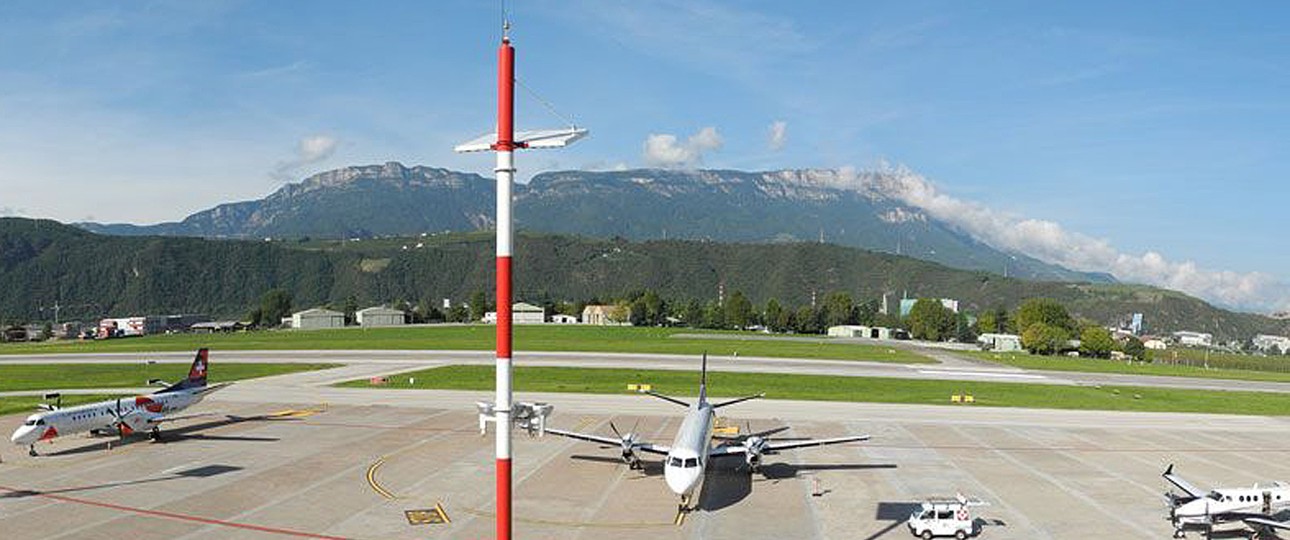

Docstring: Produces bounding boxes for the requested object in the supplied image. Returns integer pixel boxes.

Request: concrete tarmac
[3,364,1288,539]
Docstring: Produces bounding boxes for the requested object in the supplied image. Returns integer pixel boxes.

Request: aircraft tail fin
[159,349,209,393]
[699,352,708,401]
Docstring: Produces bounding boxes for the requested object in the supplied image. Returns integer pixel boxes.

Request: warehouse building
[357,306,406,327]
[292,308,345,330]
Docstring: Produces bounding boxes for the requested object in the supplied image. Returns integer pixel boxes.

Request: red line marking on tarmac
[0,485,349,540]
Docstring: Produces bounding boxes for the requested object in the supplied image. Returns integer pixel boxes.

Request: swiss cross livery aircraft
[10,348,228,456]
[544,354,869,512]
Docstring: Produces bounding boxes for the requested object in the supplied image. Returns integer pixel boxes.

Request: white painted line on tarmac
[915,369,1048,380]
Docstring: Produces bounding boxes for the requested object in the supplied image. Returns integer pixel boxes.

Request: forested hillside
[3,218,1284,340]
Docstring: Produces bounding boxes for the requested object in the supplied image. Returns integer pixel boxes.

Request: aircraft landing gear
[148,427,161,442]
[28,444,37,457]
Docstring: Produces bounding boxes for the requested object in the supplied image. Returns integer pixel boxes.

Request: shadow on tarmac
[0,464,243,499]
[43,413,296,457]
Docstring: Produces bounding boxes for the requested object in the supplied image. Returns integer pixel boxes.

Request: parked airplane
[10,349,228,456]
[1164,464,1290,539]
[544,354,869,511]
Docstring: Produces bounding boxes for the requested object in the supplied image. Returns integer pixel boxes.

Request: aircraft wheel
[28,445,37,457]
[149,428,160,442]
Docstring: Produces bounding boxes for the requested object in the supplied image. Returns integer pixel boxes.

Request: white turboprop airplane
[1164,464,1290,539]
[10,348,228,456]
[544,354,869,511]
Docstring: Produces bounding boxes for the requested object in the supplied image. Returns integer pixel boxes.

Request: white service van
[907,496,981,539]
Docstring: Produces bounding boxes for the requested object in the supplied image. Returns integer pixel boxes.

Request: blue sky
[0,1,1287,311]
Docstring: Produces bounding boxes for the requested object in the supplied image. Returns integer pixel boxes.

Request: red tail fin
[188,348,209,385]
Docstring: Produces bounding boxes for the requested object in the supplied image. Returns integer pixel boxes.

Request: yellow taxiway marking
[267,405,326,419]
[365,457,399,500]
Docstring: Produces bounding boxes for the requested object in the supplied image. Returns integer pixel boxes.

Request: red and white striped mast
[455,17,586,540]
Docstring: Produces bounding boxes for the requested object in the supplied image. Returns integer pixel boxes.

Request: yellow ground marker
[366,457,398,500]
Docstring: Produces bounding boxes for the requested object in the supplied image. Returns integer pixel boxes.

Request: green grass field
[0,395,116,417]
[339,364,1290,416]
[0,363,338,392]
[962,350,1290,383]
[0,326,930,363]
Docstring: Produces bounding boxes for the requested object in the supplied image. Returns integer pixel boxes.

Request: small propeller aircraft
[10,349,228,456]
[1163,464,1290,539]
[543,354,869,512]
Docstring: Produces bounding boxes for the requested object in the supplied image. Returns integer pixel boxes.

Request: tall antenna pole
[454,20,587,540]
[494,29,517,540]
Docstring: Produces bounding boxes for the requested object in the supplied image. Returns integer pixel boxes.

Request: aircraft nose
[11,426,34,444]
[664,466,698,496]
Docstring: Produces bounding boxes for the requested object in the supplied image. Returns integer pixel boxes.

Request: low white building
[292,308,345,330]
[551,314,579,324]
[1254,334,1290,354]
[977,333,1023,352]
[513,302,545,324]
[1173,331,1214,348]
[357,306,406,327]
[1143,338,1168,350]
[828,325,895,339]
[483,303,547,324]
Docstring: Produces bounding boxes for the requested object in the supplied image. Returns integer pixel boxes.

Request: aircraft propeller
[609,420,643,470]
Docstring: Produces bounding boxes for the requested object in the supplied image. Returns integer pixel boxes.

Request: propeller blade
[630,418,641,437]
[609,421,622,439]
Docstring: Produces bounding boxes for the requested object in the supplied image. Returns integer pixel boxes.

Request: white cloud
[271,135,338,182]
[0,206,25,217]
[767,120,788,151]
[642,127,724,168]
[831,164,1290,313]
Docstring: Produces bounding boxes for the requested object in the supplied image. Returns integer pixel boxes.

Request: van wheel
[921,531,932,540]
[956,531,967,540]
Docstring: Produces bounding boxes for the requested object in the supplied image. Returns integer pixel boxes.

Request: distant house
[1173,331,1214,348]
[1143,338,1168,350]
[357,306,406,327]
[977,333,1023,352]
[292,308,345,330]
[551,314,578,324]
[1253,334,1290,354]
[583,305,630,326]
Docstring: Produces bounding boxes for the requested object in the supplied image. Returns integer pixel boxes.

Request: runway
[2,365,1286,539]
[4,348,1290,395]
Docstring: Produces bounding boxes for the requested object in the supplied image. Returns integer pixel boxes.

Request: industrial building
[1172,330,1214,348]
[292,308,345,330]
[513,302,545,324]
[827,325,896,340]
[357,306,406,327]
[977,333,1023,352]
[1254,334,1290,354]
[551,314,578,324]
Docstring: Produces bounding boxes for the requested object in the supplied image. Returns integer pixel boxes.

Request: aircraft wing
[1244,517,1290,531]
[708,434,870,457]
[763,434,870,452]
[153,412,219,424]
[1163,464,1208,499]
[545,427,670,455]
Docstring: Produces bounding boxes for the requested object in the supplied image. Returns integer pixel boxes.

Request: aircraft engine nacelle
[745,436,768,471]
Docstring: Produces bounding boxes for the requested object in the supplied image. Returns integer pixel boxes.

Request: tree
[446,304,470,323]
[608,301,631,324]
[1079,327,1115,358]
[907,298,955,341]
[822,292,855,327]
[259,289,293,328]
[794,306,821,334]
[1021,322,1068,355]
[978,306,1009,334]
[342,295,359,326]
[40,321,53,341]
[763,299,784,333]
[703,300,726,329]
[469,290,489,322]
[1014,298,1075,337]
[954,312,976,343]
[725,290,753,329]
[1120,335,1146,361]
[641,290,665,326]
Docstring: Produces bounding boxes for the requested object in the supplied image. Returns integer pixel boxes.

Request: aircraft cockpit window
[668,457,683,467]
[23,419,36,426]
[683,458,698,468]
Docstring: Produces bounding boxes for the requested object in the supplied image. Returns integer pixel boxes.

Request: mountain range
[78,163,1112,284]
[4,218,1285,341]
